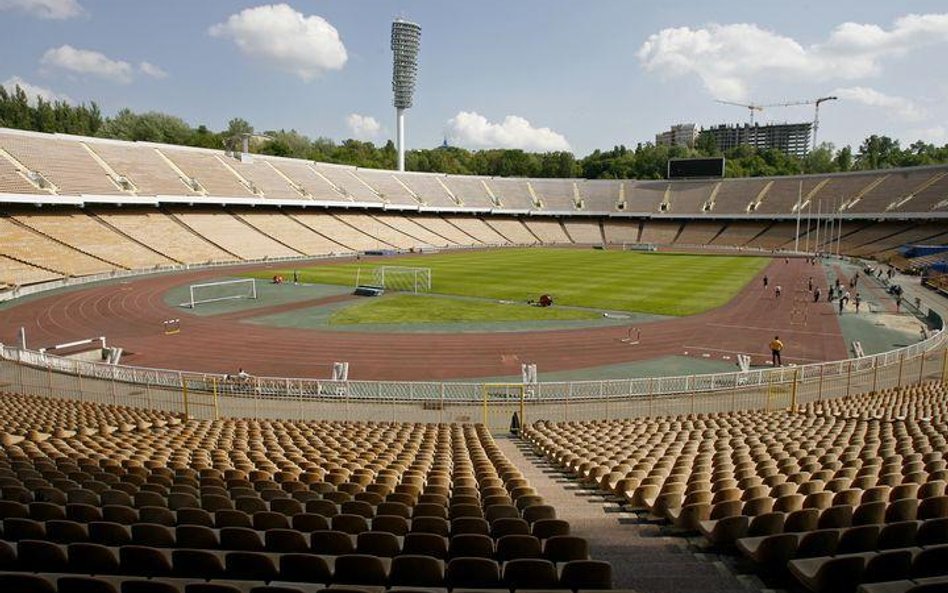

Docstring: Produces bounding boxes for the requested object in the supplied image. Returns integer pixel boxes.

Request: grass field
[330,294,601,325]
[245,248,769,316]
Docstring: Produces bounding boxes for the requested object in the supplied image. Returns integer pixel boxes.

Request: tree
[856,135,900,170]
[803,143,837,174]
[98,109,192,144]
[834,146,853,172]
[226,117,254,137]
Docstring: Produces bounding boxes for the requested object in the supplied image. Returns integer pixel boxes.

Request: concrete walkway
[494,435,758,593]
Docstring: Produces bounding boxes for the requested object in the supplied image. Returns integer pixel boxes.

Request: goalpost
[187,278,257,308]
[372,266,432,293]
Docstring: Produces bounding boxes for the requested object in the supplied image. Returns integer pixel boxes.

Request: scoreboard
[667,157,725,179]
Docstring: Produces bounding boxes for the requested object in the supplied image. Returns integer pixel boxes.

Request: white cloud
[834,86,925,121]
[446,111,571,152]
[906,125,947,144]
[41,45,134,83]
[2,76,72,104]
[638,13,948,101]
[208,3,347,81]
[139,61,168,79]
[346,113,381,140]
[0,0,81,19]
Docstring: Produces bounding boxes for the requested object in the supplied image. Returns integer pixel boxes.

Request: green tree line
[2,84,947,180]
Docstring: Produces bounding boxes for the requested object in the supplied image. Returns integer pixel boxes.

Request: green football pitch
[245,248,770,316]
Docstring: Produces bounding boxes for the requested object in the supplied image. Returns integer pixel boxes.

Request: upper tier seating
[488,178,535,210]
[90,142,200,196]
[0,131,123,195]
[711,179,769,214]
[440,176,495,209]
[0,128,946,217]
[354,170,420,206]
[154,149,255,198]
[395,173,459,208]
[312,164,382,203]
[530,179,576,211]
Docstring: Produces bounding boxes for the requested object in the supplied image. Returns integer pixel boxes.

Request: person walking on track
[769,336,784,367]
[775,285,782,299]
[763,275,769,289]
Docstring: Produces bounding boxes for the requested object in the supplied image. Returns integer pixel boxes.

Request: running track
[0,258,848,381]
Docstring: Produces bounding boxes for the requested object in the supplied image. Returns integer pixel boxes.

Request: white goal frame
[373,266,432,293]
[187,278,257,308]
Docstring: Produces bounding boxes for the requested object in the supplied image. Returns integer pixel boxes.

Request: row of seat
[703,508,948,550]
[788,543,948,593]
[0,539,611,590]
[0,499,559,534]
[0,518,586,561]
[0,569,626,593]
[737,518,948,569]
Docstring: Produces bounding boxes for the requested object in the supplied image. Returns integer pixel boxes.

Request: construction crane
[759,96,838,151]
[715,99,765,125]
[714,96,839,150]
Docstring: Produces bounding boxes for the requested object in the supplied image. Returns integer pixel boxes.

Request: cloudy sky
[1,0,946,155]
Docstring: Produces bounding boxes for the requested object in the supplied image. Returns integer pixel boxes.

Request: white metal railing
[1,326,943,406]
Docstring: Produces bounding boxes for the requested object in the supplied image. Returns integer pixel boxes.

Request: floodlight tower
[391,19,421,172]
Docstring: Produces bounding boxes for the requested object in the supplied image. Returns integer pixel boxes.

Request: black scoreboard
[667,157,725,179]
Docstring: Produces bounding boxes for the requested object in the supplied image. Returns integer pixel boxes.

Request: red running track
[0,258,848,381]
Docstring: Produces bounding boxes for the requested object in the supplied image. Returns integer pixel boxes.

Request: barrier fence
[1,328,945,431]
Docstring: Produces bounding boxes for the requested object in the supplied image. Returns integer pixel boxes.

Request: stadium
[1,4,947,593]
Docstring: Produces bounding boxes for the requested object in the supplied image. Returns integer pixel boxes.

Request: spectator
[769,336,784,367]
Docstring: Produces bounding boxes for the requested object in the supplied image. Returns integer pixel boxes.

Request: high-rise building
[655,123,698,148]
[703,122,812,157]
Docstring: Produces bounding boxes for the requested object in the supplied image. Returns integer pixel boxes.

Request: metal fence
[1,328,945,430]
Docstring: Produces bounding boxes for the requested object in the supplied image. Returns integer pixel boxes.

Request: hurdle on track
[38,336,107,354]
[163,319,181,335]
[620,327,641,345]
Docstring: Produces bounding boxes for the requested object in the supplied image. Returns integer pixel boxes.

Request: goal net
[372,266,432,293]
[187,278,257,308]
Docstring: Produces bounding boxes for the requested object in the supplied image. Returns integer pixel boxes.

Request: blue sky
[1,0,947,155]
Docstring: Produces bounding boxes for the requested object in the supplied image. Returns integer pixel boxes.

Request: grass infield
[329,294,601,325]
[245,248,769,316]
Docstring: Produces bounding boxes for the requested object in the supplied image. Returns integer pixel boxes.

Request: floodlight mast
[391,19,421,172]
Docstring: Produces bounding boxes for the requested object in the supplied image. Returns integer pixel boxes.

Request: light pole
[391,19,421,172]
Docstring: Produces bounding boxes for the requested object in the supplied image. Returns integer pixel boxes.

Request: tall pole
[391,20,421,173]
[804,199,812,254]
[396,108,406,172]
[794,180,802,253]
[836,211,843,256]
[814,200,821,256]
[827,200,835,256]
